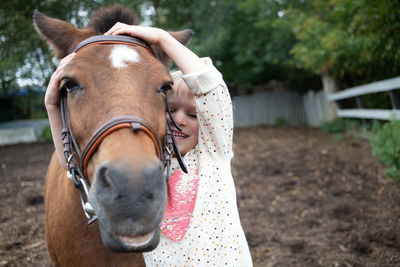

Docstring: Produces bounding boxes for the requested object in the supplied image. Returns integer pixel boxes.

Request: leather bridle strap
[58,34,187,225]
[73,35,155,56]
[80,116,162,178]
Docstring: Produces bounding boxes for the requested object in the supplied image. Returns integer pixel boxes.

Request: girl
[46,24,253,266]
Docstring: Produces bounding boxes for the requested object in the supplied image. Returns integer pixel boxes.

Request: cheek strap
[165,96,188,174]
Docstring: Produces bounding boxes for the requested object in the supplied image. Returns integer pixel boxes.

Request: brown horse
[34,5,192,266]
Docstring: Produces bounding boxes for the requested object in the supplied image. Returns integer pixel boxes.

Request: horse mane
[88,5,138,34]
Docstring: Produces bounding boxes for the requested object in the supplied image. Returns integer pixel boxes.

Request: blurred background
[1,0,399,122]
[1,1,400,266]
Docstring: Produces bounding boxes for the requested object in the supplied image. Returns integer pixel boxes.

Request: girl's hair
[170,70,194,98]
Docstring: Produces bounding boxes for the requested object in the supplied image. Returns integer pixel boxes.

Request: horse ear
[152,29,194,65]
[33,11,92,59]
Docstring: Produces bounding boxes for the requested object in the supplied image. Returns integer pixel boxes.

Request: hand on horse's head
[105,23,202,75]
[45,53,76,110]
[105,23,167,46]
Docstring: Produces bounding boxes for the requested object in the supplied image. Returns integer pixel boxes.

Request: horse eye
[159,83,172,94]
[62,79,81,93]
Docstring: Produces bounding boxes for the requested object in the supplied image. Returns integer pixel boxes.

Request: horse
[34,5,192,266]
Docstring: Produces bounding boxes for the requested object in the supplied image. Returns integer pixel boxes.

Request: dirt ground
[1,126,399,267]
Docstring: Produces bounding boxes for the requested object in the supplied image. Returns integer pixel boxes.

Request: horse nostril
[99,167,113,188]
[97,166,120,198]
[95,162,164,204]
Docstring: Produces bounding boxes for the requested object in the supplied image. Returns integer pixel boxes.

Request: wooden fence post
[321,73,339,120]
[355,96,367,128]
[389,91,400,110]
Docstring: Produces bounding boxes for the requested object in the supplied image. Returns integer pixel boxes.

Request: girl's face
[167,93,199,156]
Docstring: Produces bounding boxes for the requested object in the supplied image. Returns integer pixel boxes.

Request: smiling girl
[105,24,253,266]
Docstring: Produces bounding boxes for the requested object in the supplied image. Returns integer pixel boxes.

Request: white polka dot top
[143,58,253,266]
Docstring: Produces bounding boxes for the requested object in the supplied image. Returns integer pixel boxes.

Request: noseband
[60,35,187,224]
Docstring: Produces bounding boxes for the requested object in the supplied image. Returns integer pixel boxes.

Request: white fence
[327,76,400,120]
[232,76,400,128]
[303,90,333,127]
[232,90,331,127]
[0,119,49,145]
[0,90,332,145]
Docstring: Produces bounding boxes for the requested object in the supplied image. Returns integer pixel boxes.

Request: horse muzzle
[99,224,161,252]
[89,160,166,252]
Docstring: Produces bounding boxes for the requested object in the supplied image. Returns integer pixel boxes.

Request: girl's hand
[44,53,75,170]
[104,23,166,45]
[45,53,75,109]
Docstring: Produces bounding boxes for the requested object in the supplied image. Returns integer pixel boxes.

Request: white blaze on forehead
[109,45,140,69]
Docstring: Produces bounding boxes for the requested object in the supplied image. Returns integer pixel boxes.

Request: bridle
[60,35,187,224]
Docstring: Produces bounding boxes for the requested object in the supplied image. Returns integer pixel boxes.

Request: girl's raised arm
[106,24,233,159]
[105,23,205,74]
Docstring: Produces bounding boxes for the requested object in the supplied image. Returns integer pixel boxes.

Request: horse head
[34,5,192,253]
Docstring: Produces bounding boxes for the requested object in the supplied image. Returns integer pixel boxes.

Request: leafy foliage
[39,124,52,141]
[368,120,400,181]
[0,0,143,95]
[321,118,362,143]
[321,119,345,134]
[274,117,287,126]
[288,0,400,87]
[1,0,399,98]
[149,0,320,92]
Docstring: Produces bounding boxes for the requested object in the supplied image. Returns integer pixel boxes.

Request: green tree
[0,0,143,95]
[0,0,320,95]
[288,0,400,88]
[3,0,399,98]
[368,120,400,181]
[149,0,320,93]
[0,0,88,95]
